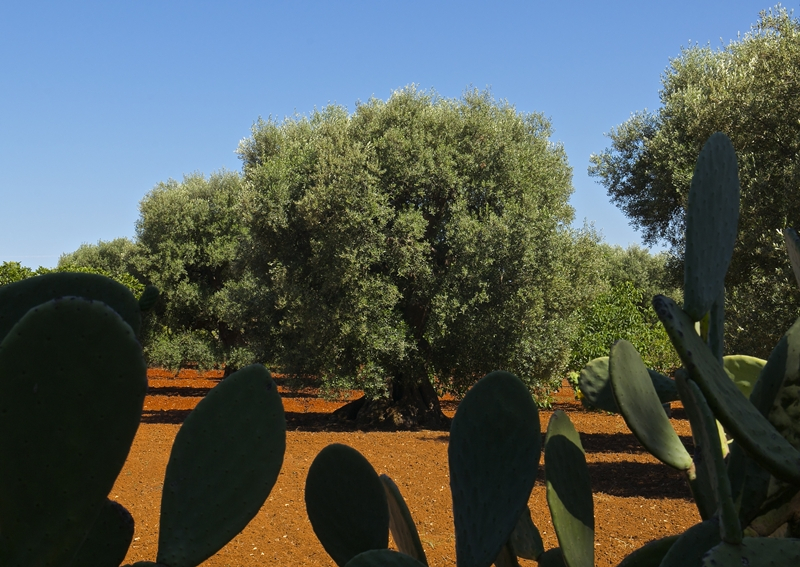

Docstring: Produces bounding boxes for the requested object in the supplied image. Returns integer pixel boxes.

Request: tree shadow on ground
[579,432,694,454]
[534,460,692,500]
[141,409,193,424]
[146,385,214,397]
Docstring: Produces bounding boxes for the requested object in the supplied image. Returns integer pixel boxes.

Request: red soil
[112,369,700,566]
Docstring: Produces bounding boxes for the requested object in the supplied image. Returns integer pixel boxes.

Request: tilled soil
[115,369,701,567]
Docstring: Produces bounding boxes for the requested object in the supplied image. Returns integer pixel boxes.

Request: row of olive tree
[42,87,675,426]
[38,7,800,424]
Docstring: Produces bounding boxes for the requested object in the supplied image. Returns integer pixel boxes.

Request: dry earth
[113,369,701,567]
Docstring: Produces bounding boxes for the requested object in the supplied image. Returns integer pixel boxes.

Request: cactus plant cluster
[302,370,595,567]
[576,133,800,565]
[0,272,287,567]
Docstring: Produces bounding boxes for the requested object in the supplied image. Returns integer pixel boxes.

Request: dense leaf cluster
[0,260,143,298]
[238,87,597,400]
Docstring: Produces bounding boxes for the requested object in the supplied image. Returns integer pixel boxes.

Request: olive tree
[239,87,598,427]
[135,170,274,374]
[58,238,139,279]
[589,7,800,357]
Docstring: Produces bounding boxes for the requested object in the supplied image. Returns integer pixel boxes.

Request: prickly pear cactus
[305,443,390,567]
[448,371,541,567]
[0,297,147,566]
[599,131,800,566]
[298,369,599,567]
[0,273,287,567]
[156,364,286,567]
[654,295,800,485]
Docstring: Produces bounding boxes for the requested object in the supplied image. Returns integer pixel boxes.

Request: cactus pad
[305,443,389,567]
[723,355,766,399]
[536,548,566,567]
[659,519,721,567]
[449,371,540,567]
[765,329,800,451]
[380,475,427,566]
[545,410,594,567]
[138,284,160,312]
[617,535,680,567]
[0,272,142,340]
[157,364,286,567]
[702,538,800,566]
[492,544,521,567]
[508,506,544,561]
[0,298,146,566]
[578,357,618,412]
[749,327,794,417]
[609,340,692,471]
[784,228,800,290]
[653,295,800,485]
[675,374,741,544]
[71,499,135,567]
[579,356,678,413]
[683,132,740,321]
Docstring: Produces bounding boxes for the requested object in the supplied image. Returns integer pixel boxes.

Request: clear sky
[0,1,784,268]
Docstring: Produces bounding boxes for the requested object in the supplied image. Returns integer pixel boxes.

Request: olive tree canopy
[239,87,597,427]
[135,171,274,374]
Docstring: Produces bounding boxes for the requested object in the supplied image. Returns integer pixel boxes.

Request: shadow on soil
[587,461,693,500]
[140,417,693,500]
[579,432,694,454]
[140,410,414,431]
[534,460,693,500]
[146,385,215,397]
[141,409,193,424]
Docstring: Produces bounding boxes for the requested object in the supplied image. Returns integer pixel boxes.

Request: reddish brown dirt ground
[114,369,700,567]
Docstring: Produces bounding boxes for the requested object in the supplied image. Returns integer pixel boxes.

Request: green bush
[570,281,679,375]
[0,262,34,286]
[0,261,144,299]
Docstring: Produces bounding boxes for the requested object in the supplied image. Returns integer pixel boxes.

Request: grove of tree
[4,86,682,427]
[589,7,800,358]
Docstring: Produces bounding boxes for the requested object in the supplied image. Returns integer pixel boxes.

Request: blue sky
[0,1,784,268]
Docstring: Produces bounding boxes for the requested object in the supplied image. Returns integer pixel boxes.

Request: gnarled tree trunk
[332,373,450,430]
